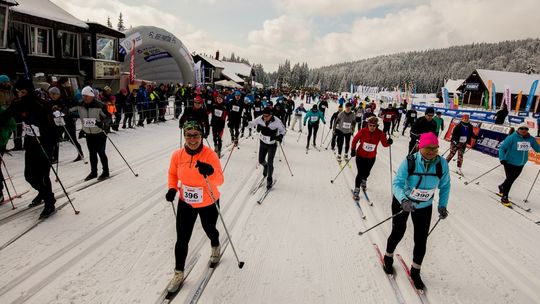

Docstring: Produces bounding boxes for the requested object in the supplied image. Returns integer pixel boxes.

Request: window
[0,6,7,48]
[81,33,91,57]
[60,31,78,58]
[30,26,53,56]
[96,35,117,61]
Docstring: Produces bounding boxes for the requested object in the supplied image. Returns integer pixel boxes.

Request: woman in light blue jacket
[498,123,540,206]
[303,104,326,149]
[383,132,451,291]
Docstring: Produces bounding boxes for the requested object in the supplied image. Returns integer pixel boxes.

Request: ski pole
[325,133,333,150]
[296,130,302,142]
[440,146,451,158]
[62,125,87,164]
[278,142,294,176]
[320,124,325,147]
[321,126,331,147]
[1,165,16,209]
[103,131,139,177]
[0,154,18,197]
[330,157,352,183]
[358,210,404,235]
[28,126,79,215]
[55,142,59,181]
[205,137,212,149]
[428,217,442,236]
[524,167,540,203]
[277,142,282,162]
[202,176,245,269]
[170,201,177,217]
[463,164,501,185]
[222,142,236,173]
[389,136,393,189]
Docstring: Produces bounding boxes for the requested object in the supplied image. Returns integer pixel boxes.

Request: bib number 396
[183,186,203,204]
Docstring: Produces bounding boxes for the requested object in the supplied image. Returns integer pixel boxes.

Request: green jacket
[0,106,16,148]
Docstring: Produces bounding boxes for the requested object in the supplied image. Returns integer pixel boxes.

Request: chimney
[215,50,220,61]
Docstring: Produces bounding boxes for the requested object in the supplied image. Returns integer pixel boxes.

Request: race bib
[259,133,272,144]
[459,136,467,143]
[386,114,392,119]
[254,107,261,112]
[310,116,319,122]
[362,142,376,152]
[83,118,97,128]
[207,100,212,104]
[409,188,435,202]
[232,105,240,112]
[342,122,351,129]
[517,141,531,151]
[22,123,40,137]
[411,113,416,117]
[214,109,223,117]
[321,105,326,109]
[398,110,403,114]
[182,185,203,204]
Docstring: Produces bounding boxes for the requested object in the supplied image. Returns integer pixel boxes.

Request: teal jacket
[393,153,451,209]
[499,132,540,166]
[0,106,16,148]
[303,109,326,125]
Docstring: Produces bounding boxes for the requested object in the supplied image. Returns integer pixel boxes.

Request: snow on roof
[1,0,18,5]
[476,69,540,95]
[197,54,225,69]
[222,69,245,83]
[11,0,88,29]
[444,79,465,93]
[220,61,252,78]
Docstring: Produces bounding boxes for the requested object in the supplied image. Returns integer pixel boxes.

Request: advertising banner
[473,123,512,157]
[528,138,540,165]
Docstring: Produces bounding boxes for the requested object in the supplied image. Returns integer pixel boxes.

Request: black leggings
[383,121,391,135]
[336,130,351,155]
[307,123,319,146]
[85,133,109,174]
[175,200,220,271]
[355,156,376,188]
[500,163,524,197]
[386,196,432,265]
[258,142,277,181]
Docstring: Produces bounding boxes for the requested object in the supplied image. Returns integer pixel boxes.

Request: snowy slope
[0,101,539,304]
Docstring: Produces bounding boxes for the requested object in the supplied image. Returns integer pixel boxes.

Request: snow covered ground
[1,101,539,304]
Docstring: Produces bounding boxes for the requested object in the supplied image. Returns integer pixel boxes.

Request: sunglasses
[518,127,529,131]
[423,146,439,152]
[368,124,377,127]
[185,133,202,139]
[194,102,201,105]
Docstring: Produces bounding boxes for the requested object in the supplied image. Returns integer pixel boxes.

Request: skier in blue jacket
[498,123,540,206]
[383,132,451,290]
[303,104,326,149]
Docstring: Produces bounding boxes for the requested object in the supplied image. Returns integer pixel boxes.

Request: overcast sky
[51,0,540,72]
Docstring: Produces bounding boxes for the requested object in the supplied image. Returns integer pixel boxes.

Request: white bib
[22,123,40,137]
[182,185,203,204]
[362,142,376,152]
[409,188,435,202]
[232,105,240,112]
[54,117,66,126]
[207,100,212,104]
[517,141,531,151]
[214,109,223,118]
[310,116,319,122]
[411,113,416,117]
[459,136,467,143]
[254,107,261,112]
[321,105,326,109]
[83,118,97,128]
[342,122,351,129]
[386,114,392,119]
[259,133,272,144]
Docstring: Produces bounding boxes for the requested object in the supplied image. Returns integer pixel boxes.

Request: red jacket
[351,127,390,158]
[380,108,396,123]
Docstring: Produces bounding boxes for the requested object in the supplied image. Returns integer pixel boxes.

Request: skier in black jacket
[179,96,210,138]
[402,108,418,135]
[408,107,437,153]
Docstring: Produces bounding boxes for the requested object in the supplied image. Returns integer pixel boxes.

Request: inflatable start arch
[120,26,195,85]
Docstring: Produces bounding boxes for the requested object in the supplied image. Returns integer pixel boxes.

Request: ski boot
[28,194,44,208]
[84,172,98,181]
[267,177,273,190]
[210,245,221,267]
[383,254,394,275]
[167,270,184,293]
[39,205,56,219]
[361,179,367,191]
[352,188,360,200]
[497,185,504,197]
[410,267,425,290]
[98,171,110,181]
[73,155,83,162]
[501,196,512,208]
[344,155,349,161]
[337,155,342,162]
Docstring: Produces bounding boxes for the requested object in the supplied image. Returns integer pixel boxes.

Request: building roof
[1,0,18,6]
[11,0,88,29]
[444,79,465,93]
[474,69,540,95]
[195,54,225,69]
[220,61,252,78]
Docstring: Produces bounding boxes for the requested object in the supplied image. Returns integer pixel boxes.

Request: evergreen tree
[107,16,113,28]
[117,13,125,31]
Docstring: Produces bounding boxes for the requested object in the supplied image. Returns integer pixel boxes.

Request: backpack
[407,154,443,179]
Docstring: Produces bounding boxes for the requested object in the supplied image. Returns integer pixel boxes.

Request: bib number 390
[409,188,435,202]
[183,185,203,204]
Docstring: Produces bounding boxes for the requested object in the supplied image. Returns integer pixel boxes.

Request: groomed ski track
[0,101,539,303]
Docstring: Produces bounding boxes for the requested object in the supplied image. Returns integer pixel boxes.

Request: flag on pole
[487,80,493,111]
[515,91,523,112]
[491,81,496,111]
[525,80,539,112]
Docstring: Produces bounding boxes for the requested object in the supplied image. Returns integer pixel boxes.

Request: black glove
[350,149,356,157]
[95,121,103,129]
[227,121,232,128]
[203,133,209,139]
[401,199,415,212]
[165,188,177,202]
[500,160,507,165]
[387,138,393,145]
[303,122,306,126]
[196,160,214,177]
[438,207,448,219]
[276,134,283,143]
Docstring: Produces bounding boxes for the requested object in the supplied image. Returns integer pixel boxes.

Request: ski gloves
[438,207,448,219]
[401,199,416,212]
[196,160,214,177]
[276,134,283,143]
[165,188,177,202]
[350,149,356,157]
[387,138,393,145]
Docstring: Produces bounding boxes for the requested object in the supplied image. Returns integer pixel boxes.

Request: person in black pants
[408,107,436,154]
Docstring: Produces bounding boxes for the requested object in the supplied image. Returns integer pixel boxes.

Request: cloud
[273,0,427,16]
[248,15,311,45]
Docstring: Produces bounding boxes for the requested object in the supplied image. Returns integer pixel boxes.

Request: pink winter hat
[418,132,439,149]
